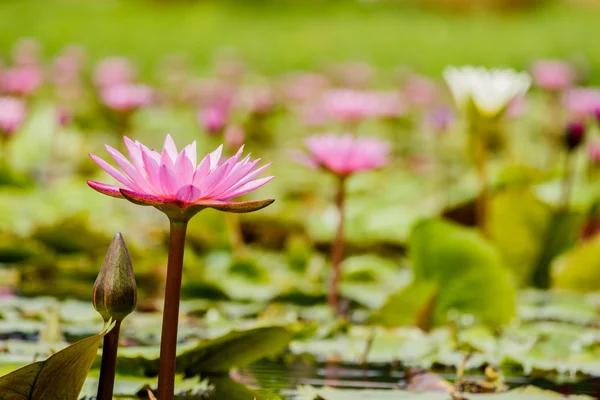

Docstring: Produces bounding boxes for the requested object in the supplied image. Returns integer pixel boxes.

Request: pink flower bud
[564,121,586,151]
[93,233,137,322]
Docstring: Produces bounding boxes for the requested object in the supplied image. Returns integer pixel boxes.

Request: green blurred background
[0,0,598,79]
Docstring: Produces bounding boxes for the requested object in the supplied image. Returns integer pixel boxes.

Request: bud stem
[157,219,188,400]
[97,320,121,400]
[328,175,347,315]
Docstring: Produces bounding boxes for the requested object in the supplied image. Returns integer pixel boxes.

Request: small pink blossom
[87,135,274,219]
[94,58,136,89]
[587,140,600,165]
[0,97,26,136]
[242,86,276,115]
[295,133,390,177]
[323,89,377,123]
[197,106,228,134]
[371,91,407,119]
[56,106,72,128]
[426,107,455,133]
[280,72,329,101]
[531,60,576,91]
[101,84,153,112]
[563,88,600,121]
[0,66,43,96]
[404,75,439,108]
[224,125,245,150]
[52,45,86,87]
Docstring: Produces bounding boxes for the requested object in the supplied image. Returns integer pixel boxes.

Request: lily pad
[0,322,114,400]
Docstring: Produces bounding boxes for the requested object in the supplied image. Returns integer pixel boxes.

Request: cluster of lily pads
[2,38,600,399]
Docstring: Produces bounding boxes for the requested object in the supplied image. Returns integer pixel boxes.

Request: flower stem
[96,320,121,400]
[329,176,346,315]
[560,151,575,211]
[474,138,489,237]
[157,219,188,400]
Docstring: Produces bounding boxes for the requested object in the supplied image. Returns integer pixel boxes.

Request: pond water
[230,359,600,399]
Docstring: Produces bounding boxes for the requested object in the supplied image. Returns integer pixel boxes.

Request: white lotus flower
[444,66,531,118]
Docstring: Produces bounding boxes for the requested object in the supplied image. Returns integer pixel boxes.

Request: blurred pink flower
[563,88,600,120]
[371,91,407,119]
[94,58,136,89]
[0,97,26,136]
[531,60,576,91]
[587,140,600,165]
[52,45,86,86]
[295,133,390,176]
[506,95,528,118]
[101,84,153,112]
[197,106,228,134]
[242,86,276,115]
[404,75,439,108]
[0,66,43,96]
[280,72,330,102]
[323,89,377,123]
[56,106,72,128]
[224,125,245,150]
[426,106,455,132]
[87,135,274,218]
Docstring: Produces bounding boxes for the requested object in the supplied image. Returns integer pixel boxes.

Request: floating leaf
[551,235,600,292]
[177,326,293,376]
[372,281,438,329]
[488,188,551,286]
[401,219,516,328]
[0,322,113,400]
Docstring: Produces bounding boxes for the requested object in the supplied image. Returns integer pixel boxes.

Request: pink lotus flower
[0,97,26,136]
[101,84,153,112]
[563,88,600,120]
[531,60,576,91]
[87,135,274,220]
[197,105,228,134]
[295,133,390,177]
[323,89,377,123]
[0,66,43,97]
[94,58,136,89]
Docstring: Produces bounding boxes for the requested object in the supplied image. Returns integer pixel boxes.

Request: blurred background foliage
[0,0,598,80]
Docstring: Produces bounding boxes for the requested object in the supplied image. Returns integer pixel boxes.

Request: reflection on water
[226,359,600,399]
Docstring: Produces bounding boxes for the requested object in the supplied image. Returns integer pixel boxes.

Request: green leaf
[488,188,552,286]
[176,326,293,376]
[531,210,584,288]
[0,322,113,400]
[115,326,293,377]
[372,281,438,329]
[551,235,600,292]
[408,219,517,328]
